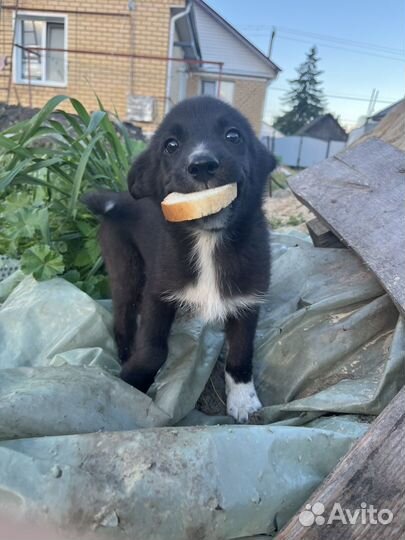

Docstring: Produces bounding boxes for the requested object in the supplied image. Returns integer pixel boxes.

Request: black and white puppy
[84,96,276,422]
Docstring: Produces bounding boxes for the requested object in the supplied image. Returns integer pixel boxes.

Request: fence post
[326,139,331,158]
[297,136,303,168]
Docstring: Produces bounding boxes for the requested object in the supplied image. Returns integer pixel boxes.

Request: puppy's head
[128,96,276,230]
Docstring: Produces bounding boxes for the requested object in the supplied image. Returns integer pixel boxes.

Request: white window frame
[13,11,68,87]
[200,78,235,104]
[218,80,235,104]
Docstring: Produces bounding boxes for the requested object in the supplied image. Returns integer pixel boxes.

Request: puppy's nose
[188,154,219,180]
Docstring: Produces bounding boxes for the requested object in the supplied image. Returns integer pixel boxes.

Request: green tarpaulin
[0,233,403,538]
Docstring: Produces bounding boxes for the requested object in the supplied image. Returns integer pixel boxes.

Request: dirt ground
[263,187,314,233]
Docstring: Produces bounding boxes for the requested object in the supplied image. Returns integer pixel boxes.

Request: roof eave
[192,0,281,75]
[197,67,277,81]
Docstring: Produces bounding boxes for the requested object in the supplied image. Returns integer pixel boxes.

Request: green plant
[269,214,305,230]
[269,217,284,229]
[0,95,145,297]
[271,171,289,191]
[286,214,305,226]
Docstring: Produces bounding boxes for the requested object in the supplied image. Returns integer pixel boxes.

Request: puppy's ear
[127,148,157,199]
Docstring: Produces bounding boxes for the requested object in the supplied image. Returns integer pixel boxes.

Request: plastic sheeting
[0,233,404,539]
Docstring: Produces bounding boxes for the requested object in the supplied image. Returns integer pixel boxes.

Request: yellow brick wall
[1,0,185,132]
[186,73,267,134]
[234,78,268,134]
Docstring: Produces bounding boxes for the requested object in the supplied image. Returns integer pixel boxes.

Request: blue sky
[206,0,405,130]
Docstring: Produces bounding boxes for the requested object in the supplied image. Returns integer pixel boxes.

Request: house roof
[369,99,402,123]
[191,0,281,78]
[296,114,348,142]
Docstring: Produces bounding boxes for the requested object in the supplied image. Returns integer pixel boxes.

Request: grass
[271,170,290,191]
[270,214,307,230]
[0,95,145,297]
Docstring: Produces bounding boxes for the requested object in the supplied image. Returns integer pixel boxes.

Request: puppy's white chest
[181,233,226,322]
[166,232,259,322]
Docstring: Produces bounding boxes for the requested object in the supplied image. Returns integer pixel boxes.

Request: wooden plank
[289,139,405,315]
[306,217,345,248]
[277,386,405,539]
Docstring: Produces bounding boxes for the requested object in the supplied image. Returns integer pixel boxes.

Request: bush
[0,95,145,297]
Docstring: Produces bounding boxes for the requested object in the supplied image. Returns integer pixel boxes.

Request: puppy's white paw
[225,373,262,423]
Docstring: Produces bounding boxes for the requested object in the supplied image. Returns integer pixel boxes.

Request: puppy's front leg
[225,308,262,423]
[120,294,176,393]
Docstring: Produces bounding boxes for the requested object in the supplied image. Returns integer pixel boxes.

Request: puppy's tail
[81,190,128,218]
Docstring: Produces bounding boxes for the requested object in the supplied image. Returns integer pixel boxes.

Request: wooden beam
[289,139,405,315]
[277,386,405,539]
[306,217,345,248]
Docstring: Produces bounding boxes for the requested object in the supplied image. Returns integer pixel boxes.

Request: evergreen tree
[274,46,326,135]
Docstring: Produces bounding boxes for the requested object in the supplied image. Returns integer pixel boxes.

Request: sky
[206,0,405,130]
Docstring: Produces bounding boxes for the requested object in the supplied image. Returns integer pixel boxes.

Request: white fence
[262,135,346,168]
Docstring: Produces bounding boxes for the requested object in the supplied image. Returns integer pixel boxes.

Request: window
[15,14,67,85]
[201,79,235,104]
[201,79,216,97]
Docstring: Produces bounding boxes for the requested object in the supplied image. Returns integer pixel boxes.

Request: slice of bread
[161,183,237,222]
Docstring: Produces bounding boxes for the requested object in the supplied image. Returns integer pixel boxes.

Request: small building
[0,0,280,135]
[262,114,348,168]
[295,113,348,143]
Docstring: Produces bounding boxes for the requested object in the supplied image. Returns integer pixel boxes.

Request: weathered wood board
[277,385,405,539]
[289,138,405,314]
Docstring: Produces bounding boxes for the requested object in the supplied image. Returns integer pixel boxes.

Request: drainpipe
[165,1,192,114]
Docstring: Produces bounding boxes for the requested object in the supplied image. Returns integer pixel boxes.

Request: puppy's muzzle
[187,152,219,183]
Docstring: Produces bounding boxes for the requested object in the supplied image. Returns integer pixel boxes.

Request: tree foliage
[274,46,326,135]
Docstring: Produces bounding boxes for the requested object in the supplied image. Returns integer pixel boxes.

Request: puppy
[84,96,276,422]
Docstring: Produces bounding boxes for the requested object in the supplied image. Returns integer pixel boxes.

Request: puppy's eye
[225,128,241,144]
[164,138,179,154]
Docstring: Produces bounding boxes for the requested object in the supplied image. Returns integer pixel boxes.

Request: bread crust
[161,183,237,222]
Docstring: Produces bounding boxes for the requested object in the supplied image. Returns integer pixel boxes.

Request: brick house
[0,0,280,135]
[187,0,280,133]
